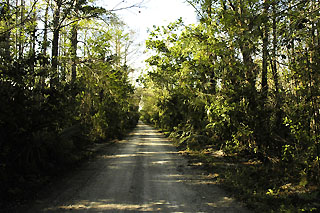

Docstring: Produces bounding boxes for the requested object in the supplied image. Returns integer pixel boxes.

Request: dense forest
[1,0,320,211]
[0,0,140,201]
[140,0,320,211]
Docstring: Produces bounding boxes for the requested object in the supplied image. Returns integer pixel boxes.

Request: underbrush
[0,121,138,209]
[165,129,320,212]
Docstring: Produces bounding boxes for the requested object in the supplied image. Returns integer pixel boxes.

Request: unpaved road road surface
[21,122,250,212]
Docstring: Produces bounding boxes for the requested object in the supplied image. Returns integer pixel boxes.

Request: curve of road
[22,121,250,212]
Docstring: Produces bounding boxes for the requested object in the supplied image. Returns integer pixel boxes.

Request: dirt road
[22,122,250,212]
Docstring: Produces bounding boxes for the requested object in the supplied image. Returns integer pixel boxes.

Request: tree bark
[271,1,279,94]
[3,0,11,62]
[30,4,37,75]
[18,0,25,59]
[261,0,269,100]
[71,0,78,83]
[271,0,283,130]
[42,0,49,56]
[71,24,78,83]
[51,0,62,86]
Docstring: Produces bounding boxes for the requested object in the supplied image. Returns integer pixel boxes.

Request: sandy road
[22,121,250,212]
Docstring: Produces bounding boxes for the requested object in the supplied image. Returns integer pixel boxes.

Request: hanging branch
[185,0,205,20]
[110,0,146,12]
[59,0,146,30]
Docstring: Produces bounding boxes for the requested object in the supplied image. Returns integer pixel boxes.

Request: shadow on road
[22,122,249,213]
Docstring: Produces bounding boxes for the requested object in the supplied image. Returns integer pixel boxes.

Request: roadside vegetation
[140,0,320,211]
[0,0,140,204]
[2,0,320,211]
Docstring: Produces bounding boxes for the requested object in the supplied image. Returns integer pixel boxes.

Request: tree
[0,0,141,201]
[142,0,320,185]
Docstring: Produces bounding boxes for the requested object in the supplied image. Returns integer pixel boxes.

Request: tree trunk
[18,0,25,59]
[42,0,49,56]
[271,1,279,94]
[261,0,269,100]
[240,43,256,91]
[271,0,283,130]
[41,0,50,86]
[30,6,37,75]
[71,1,78,83]
[60,31,67,82]
[3,0,11,62]
[206,0,212,21]
[308,0,320,179]
[51,0,62,86]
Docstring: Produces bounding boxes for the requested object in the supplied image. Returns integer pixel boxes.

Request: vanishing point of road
[22,121,250,212]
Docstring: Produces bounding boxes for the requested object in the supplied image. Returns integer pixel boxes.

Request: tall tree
[261,0,269,100]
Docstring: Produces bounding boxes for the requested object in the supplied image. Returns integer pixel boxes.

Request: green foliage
[0,0,140,203]
[140,0,320,211]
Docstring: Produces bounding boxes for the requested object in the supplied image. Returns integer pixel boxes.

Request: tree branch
[0,0,39,35]
[109,0,146,12]
[185,0,205,20]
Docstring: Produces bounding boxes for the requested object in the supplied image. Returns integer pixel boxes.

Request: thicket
[0,0,139,201]
[140,0,320,211]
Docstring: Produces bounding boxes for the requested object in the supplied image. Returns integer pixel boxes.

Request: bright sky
[109,0,197,41]
[98,0,198,80]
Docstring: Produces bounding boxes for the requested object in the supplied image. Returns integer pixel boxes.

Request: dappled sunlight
[101,151,180,159]
[130,140,173,146]
[22,122,249,213]
[101,154,141,159]
[150,173,218,185]
[207,197,235,208]
[131,135,165,139]
[137,142,172,146]
[43,196,236,212]
[127,130,157,136]
[137,151,179,155]
[133,130,162,134]
[151,160,171,165]
[138,137,166,141]
[129,124,164,136]
[44,199,186,212]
